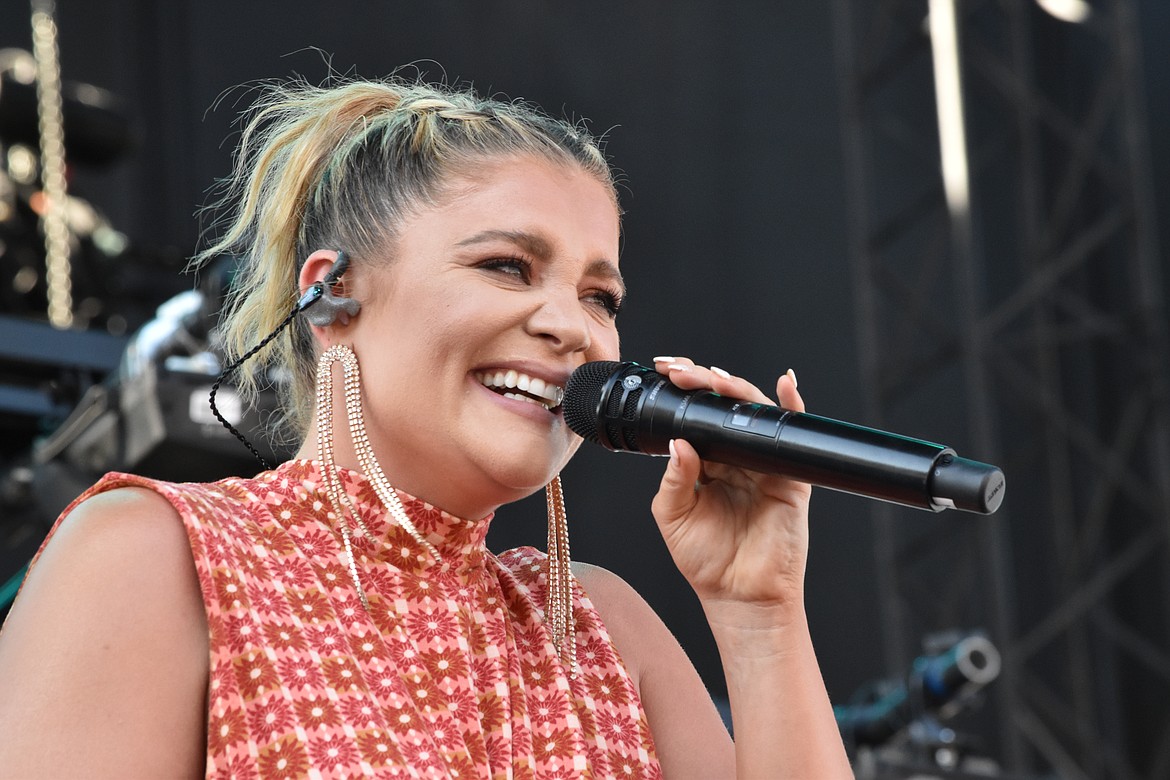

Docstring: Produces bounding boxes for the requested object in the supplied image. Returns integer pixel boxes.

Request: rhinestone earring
[315,344,441,611]
[545,474,576,671]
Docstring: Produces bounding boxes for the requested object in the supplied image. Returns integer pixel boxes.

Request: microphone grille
[562,360,623,443]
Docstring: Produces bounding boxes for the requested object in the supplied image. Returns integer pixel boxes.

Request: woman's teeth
[476,370,565,410]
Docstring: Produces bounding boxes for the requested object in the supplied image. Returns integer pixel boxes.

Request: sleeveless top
[45,460,662,780]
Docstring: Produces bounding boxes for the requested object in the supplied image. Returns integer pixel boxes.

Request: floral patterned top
[45,460,661,779]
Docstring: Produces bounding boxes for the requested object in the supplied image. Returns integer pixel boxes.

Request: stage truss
[831,0,1170,777]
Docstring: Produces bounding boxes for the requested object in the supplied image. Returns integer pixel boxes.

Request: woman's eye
[587,290,624,319]
[479,258,531,280]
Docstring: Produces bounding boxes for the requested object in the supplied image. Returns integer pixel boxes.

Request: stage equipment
[838,632,1023,779]
[1,47,178,332]
[0,313,125,460]
[835,632,1001,748]
[0,280,289,622]
[833,0,1170,774]
[0,49,135,168]
[31,286,289,488]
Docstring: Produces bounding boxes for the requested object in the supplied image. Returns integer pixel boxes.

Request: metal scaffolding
[831,0,1170,777]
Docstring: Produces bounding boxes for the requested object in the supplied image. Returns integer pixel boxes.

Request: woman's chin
[480,438,578,495]
[498,469,561,501]
[476,461,563,506]
[395,433,581,518]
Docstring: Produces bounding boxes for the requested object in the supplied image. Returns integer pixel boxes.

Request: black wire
[208,301,302,471]
[209,251,348,472]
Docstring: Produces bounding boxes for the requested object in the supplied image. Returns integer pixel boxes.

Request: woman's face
[343,155,622,519]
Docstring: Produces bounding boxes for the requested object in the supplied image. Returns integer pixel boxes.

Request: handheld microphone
[562,361,1005,514]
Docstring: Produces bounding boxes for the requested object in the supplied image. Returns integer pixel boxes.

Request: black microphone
[562,361,1005,514]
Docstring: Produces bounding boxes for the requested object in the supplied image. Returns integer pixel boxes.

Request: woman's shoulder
[492,550,658,632]
[0,479,210,775]
[35,473,233,563]
[15,480,200,619]
[571,560,737,775]
[72,479,184,521]
[12,478,185,580]
[2,471,224,643]
[571,561,668,648]
[1,477,209,677]
[22,470,274,603]
[492,549,661,647]
[63,470,274,535]
[571,560,649,614]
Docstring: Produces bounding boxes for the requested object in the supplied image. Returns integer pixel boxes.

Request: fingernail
[668,439,679,467]
[710,366,731,380]
[652,355,675,363]
[787,368,798,388]
[666,363,690,372]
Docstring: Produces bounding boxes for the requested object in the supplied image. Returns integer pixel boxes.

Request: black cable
[208,251,350,472]
[207,302,301,471]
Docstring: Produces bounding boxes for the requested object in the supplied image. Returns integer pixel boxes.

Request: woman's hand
[645,357,853,777]
[648,357,811,613]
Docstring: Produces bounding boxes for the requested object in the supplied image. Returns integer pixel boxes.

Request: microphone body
[563,362,1005,514]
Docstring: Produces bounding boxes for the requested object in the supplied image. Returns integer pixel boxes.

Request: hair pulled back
[193,76,618,440]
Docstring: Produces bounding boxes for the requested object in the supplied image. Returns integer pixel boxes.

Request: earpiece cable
[208,251,350,471]
[208,301,301,471]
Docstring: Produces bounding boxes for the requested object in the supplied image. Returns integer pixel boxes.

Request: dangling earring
[545,474,577,672]
[315,344,441,611]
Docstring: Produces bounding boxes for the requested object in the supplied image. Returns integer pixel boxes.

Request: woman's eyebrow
[584,259,626,296]
[456,229,553,258]
[457,229,625,294]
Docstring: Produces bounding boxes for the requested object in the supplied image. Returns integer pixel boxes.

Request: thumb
[650,439,701,525]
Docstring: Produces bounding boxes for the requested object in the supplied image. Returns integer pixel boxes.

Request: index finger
[651,357,774,406]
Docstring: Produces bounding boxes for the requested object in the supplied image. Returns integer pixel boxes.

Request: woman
[0,77,851,778]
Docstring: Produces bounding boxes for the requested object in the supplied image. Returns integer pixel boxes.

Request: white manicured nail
[787,368,798,388]
[710,366,731,380]
[666,363,690,372]
[653,355,675,363]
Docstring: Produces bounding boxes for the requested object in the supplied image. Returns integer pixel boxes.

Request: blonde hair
[193,76,618,440]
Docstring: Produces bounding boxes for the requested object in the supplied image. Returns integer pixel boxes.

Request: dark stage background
[2,1,1168,776]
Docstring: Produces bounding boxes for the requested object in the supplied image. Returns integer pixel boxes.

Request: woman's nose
[525,289,592,353]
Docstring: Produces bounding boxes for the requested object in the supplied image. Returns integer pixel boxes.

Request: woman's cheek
[595,326,621,361]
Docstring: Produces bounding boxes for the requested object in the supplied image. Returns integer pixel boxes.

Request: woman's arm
[0,487,209,778]
[700,592,849,778]
[574,562,736,779]
[646,360,853,778]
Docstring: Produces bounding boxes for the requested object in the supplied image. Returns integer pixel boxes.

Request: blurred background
[1,1,1167,777]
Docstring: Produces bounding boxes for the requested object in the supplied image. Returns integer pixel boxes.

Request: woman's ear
[298,249,361,334]
[299,249,345,293]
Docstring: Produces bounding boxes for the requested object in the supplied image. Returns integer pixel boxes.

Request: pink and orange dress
[41,459,662,779]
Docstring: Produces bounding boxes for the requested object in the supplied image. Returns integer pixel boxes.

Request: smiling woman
[317,155,623,521]
[0,75,851,778]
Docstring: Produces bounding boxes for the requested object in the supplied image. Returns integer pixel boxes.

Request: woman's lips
[475,369,564,411]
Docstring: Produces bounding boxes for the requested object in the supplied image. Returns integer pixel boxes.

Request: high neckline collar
[268,459,495,565]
